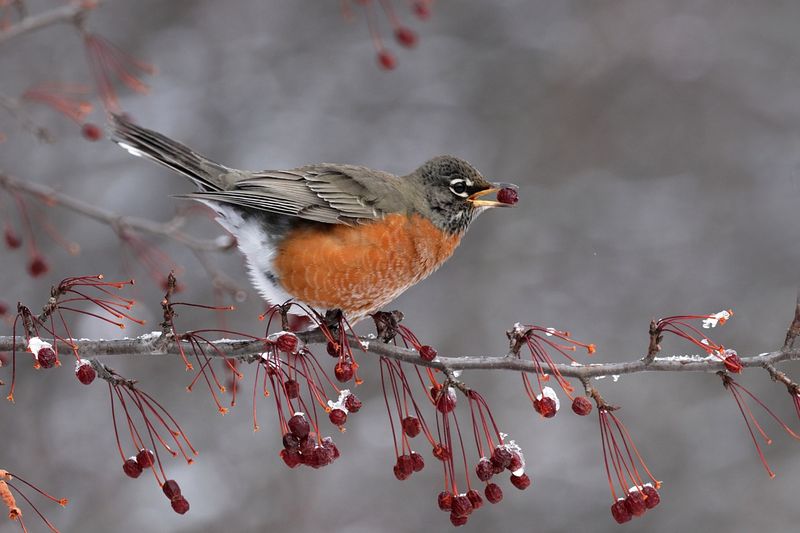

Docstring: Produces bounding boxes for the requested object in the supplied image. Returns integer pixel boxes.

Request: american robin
[110,115,516,322]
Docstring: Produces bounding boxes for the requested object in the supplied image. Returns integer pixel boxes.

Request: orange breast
[273,213,461,319]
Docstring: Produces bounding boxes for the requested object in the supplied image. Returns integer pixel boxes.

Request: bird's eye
[449,179,468,197]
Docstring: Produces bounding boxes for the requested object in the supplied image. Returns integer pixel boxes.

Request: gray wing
[179,164,406,225]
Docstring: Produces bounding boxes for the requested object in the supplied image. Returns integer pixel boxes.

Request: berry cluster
[280,413,341,469]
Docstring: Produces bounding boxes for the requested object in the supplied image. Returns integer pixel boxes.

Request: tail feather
[110,114,229,192]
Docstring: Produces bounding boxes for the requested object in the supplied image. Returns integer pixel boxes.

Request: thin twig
[0,172,235,252]
[0,0,105,46]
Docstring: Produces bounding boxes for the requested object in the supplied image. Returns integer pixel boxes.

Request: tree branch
[1,332,797,380]
[0,1,105,46]
[0,172,235,252]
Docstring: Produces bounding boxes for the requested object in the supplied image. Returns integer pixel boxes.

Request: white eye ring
[449,179,468,197]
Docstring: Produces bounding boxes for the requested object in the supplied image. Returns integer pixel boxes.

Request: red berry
[451,495,473,517]
[0,301,7,316]
[284,379,300,399]
[162,479,181,500]
[410,451,424,472]
[280,448,302,468]
[81,122,102,141]
[4,228,21,249]
[507,452,523,473]
[122,458,142,478]
[36,347,57,369]
[412,0,431,19]
[419,345,437,361]
[396,454,414,478]
[329,408,347,426]
[466,489,483,510]
[642,485,661,509]
[572,396,593,416]
[282,432,301,450]
[393,463,411,480]
[326,341,340,357]
[28,255,48,278]
[437,491,453,511]
[450,512,468,527]
[136,448,155,468]
[484,483,503,504]
[275,333,298,353]
[533,396,557,418]
[475,458,494,481]
[491,446,512,469]
[435,387,456,413]
[288,413,310,439]
[377,50,397,70]
[724,351,743,373]
[394,27,417,48]
[75,362,96,385]
[299,433,317,456]
[510,472,531,490]
[402,416,421,437]
[344,393,362,413]
[625,491,647,517]
[170,496,190,515]
[321,438,340,461]
[611,499,632,524]
[432,443,451,461]
[496,187,519,205]
[334,361,353,382]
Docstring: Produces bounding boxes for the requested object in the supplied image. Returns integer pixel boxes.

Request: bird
[110,115,516,323]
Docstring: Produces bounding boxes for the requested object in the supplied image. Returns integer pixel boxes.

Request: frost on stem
[655,309,740,372]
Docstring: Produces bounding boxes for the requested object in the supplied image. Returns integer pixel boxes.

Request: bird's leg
[323,308,344,336]
[371,310,405,343]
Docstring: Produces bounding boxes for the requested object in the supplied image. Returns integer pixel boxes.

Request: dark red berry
[450,512,468,527]
[396,454,414,477]
[28,255,48,277]
[275,333,298,353]
[334,361,353,382]
[394,27,417,48]
[572,396,593,416]
[419,345,437,361]
[326,341,340,357]
[625,491,647,517]
[611,500,632,524]
[466,489,483,510]
[437,491,453,511]
[81,122,102,141]
[75,362,96,385]
[410,451,425,472]
[122,458,142,478]
[280,448,302,468]
[435,387,456,413]
[299,433,317,456]
[484,483,503,504]
[724,352,743,373]
[344,393,362,412]
[288,413,310,439]
[393,463,411,480]
[4,228,21,249]
[491,446,513,469]
[475,458,494,481]
[402,416,421,437]
[413,0,431,19]
[171,496,190,515]
[136,448,155,468]
[510,472,531,490]
[0,301,7,316]
[496,187,519,205]
[282,432,301,450]
[507,452,523,473]
[329,408,347,426]
[284,379,300,399]
[36,347,57,369]
[451,495,472,517]
[321,438,340,461]
[642,485,661,509]
[378,50,396,70]
[534,396,557,418]
[432,443,451,461]
[162,480,181,500]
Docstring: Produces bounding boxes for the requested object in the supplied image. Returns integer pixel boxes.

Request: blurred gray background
[2,0,800,532]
